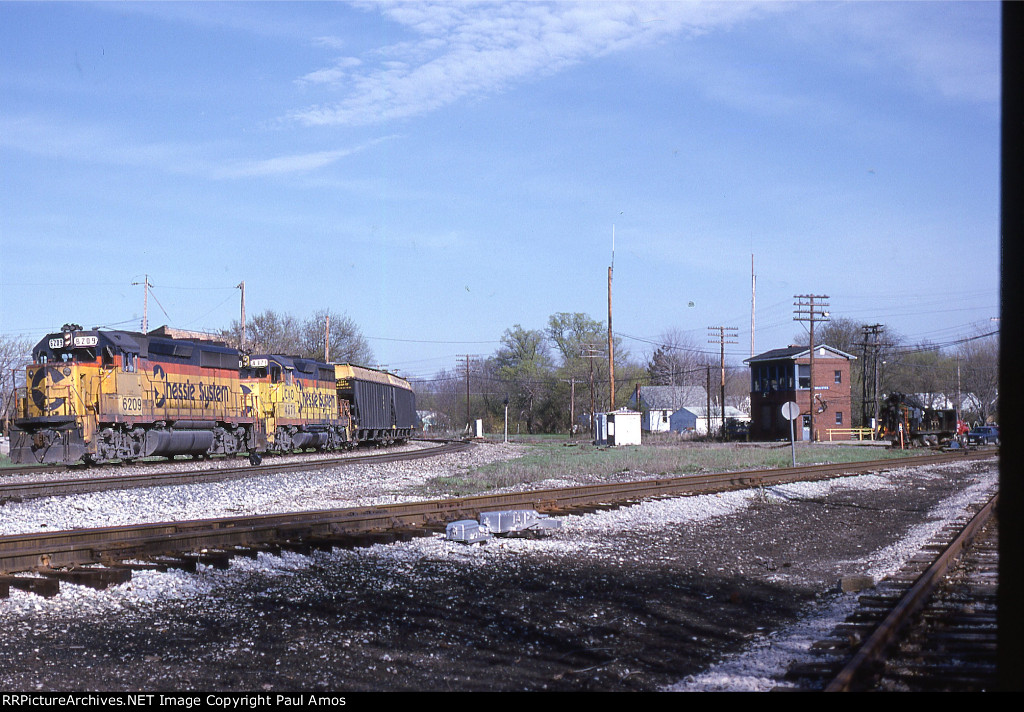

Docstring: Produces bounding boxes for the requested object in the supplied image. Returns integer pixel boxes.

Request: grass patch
[420,441,926,497]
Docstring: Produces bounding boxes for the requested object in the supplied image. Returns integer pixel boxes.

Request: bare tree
[1,334,33,436]
[221,309,372,364]
[300,309,374,364]
[646,328,704,388]
[958,328,999,423]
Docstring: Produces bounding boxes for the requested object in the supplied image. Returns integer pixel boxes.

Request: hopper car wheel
[249,452,263,466]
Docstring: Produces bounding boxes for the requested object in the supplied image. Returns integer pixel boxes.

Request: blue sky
[0,1,1000,381]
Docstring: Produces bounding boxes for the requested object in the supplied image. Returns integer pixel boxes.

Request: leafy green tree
[545,312,629,431]
[493,325,554,433]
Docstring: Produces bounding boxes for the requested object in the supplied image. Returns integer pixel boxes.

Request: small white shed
[594,409,641,446]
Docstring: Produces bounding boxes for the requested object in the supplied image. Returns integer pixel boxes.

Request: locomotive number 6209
[121,396,143,413]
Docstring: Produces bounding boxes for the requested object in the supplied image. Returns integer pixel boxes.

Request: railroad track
[782,492,998,691]
[0,450,993,598]
[0,439,472,503]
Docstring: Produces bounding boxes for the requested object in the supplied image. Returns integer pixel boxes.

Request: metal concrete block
[446,520,491,544]
[479,510,562,536]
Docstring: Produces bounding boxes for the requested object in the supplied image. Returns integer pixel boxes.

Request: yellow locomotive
[9,324,417,466]
[11,324,260,464]
[240,355,350,454]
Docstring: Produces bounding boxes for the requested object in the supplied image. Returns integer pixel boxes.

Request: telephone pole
[750,254,756,359]
[132,275,153,333]
[608,226,616,410]
[457,355,480,434]
[325,312,331,362]
[708,326,738,438]
[581,343,601,441]
[236,281,246,349]
[858,324,884,429]
[560,378,577,438]
[794,295,830,442]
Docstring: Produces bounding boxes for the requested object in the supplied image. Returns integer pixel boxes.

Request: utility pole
[706,365,712,437]
[794,295,830,442]
[325,312,330,362]
[708,326,738,438]
[132,275,153,333]
[581,344,601,441]
[858,324,884,429]
[237,281,246,349]
[750,254,756,359]
[560,378,577,438]
[608,226,616,410]
[457,354,479,434]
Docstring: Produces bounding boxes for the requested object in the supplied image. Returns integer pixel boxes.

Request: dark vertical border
[999,0,1022,692]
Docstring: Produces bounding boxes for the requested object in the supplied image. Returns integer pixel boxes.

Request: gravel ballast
[0,444,998,691]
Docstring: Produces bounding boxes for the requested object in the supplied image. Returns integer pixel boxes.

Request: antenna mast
[608,225,615,410]
[751,254,756,358]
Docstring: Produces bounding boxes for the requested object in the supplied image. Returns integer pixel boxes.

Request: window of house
[835,411,843,425]
[834,370,842,384]
[798,364,810,389]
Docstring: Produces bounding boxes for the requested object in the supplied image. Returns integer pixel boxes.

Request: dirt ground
[0,458,996,692]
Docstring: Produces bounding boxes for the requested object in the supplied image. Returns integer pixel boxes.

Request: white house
[628,386,707,433]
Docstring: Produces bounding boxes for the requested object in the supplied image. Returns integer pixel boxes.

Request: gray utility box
[479,509,562,536]
[445,519,491,544]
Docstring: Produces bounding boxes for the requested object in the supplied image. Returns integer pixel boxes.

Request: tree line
[415,314,1000,436]
[413,313,749,436]
[0,311,1000,439]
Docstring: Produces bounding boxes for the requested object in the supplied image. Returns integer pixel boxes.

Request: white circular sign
[781,401,800,421]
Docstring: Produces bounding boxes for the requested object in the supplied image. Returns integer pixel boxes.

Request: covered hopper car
[334,363,416,445]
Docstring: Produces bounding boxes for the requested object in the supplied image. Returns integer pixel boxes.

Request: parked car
[966,426,999,446]
[725,418,750,441]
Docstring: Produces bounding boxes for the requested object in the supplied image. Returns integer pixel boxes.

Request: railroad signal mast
[794,294,830,442]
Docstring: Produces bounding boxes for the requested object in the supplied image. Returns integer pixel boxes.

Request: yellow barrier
[827,428,875,441]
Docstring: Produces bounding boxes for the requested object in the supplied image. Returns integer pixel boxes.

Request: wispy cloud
[288,1,998,129]
[212,136,397,179]
[288,1,770,127]
[0,114,396,180]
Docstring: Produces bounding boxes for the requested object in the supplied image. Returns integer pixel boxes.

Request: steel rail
[824,492,999,692]
[0,439,472,502]
[0,450,994,577]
